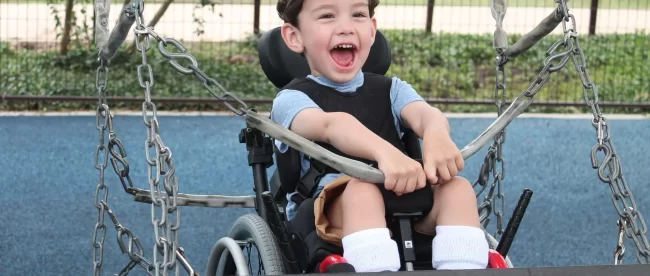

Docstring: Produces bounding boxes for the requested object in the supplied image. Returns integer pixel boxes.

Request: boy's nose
[334,24,355,36]
[334,17,356,35]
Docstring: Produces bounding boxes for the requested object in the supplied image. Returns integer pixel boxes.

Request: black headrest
[257,27,392,89]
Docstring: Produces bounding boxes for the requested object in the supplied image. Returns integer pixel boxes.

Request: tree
[59,0,75,55]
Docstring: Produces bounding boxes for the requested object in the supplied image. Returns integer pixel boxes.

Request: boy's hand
[422,130,464,184]
[375,147,427,196]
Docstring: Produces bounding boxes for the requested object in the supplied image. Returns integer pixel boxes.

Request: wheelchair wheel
[210,214,285,276]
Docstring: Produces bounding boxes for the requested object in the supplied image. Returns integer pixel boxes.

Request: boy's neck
[309,70,364,87]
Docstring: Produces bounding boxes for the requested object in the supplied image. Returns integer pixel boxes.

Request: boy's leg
[326,179,402,272]
[413,176,489,270]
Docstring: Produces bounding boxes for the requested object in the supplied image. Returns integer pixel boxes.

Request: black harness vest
[274,72,408,204]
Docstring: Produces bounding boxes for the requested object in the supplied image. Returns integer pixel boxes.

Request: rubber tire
[217,214,285,275]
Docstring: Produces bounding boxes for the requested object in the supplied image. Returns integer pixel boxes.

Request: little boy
[271,0,489,272]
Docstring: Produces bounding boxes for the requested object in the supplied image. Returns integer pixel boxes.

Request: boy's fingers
[404,176,418,193]
[394,177,407,194]
[437,165,451,182]
[448,162,459,178]
[424,162,438,184]
[384,175,396,191]
[456,154,465,172]
[417,168,427,189]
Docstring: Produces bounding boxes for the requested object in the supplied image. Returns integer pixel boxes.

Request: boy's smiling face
[281,0,377,83]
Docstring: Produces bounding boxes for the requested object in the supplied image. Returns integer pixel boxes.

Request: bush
[1,30,648,113]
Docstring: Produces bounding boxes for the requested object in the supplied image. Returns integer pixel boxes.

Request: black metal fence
[1,0,648,112]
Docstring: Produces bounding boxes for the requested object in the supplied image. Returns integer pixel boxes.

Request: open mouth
[330,43,357,70]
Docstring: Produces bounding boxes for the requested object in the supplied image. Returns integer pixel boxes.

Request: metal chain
[476,0,650,264]
[158,37,250,116]
[91,1,201,275]
[122,16,249,116]
[106,202,157,276]
[93,58,110,276]
[475,0,584,242]
[475,63,507,240]
[93,56,158,276]
[615,219,626,265]
[491,62,507,240]
[132,1,181,274]
[557,0,650,264]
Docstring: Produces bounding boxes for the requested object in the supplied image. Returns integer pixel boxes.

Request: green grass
[4,0,650,9]
[1,31,649,113]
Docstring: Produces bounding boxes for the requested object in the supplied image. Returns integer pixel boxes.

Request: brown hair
[277,0,380,28]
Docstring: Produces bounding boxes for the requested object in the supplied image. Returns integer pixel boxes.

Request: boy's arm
[293,108,426,192]
[292,108,400,162]
[272,89,399,162]
[392,78,462,183]
[400,101,450,138]
[389,77,449,139]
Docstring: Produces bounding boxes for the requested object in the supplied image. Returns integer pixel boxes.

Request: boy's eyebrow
[310,4,334,13]
[352,2,369,8]
[311,2,369,13]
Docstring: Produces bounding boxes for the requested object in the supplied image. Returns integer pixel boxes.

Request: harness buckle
[295,159,330,204]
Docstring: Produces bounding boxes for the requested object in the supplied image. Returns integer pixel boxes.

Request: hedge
[1,30,648,113]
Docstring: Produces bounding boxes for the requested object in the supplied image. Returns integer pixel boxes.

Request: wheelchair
[205,27,514,275]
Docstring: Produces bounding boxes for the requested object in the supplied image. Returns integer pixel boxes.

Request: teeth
[335,44,354,49]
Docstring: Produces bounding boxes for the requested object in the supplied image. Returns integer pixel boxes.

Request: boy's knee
[340,179,383,206]
[435,176,476,201]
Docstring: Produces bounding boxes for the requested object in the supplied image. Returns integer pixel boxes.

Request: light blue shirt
[270,70,424,221]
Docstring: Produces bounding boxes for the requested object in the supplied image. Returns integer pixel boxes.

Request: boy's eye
[353,12,366,17]
[320,14,334,19]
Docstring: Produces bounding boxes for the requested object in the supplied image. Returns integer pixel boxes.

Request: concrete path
[1,3,648,44]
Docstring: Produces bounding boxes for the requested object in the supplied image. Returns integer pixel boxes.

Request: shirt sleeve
[270,89,321,153]
[390,77,425,129]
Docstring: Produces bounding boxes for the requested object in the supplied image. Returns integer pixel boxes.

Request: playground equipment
[89,0,649,275]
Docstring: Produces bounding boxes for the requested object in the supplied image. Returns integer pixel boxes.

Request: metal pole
[426,0,435,33]
[254,0,261,34]
[589,0,599,35]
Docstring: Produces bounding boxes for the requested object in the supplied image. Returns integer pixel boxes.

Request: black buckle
[295,159,328,201]
[289,193,305,206]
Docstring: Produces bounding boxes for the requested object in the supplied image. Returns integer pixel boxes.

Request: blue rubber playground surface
[1,113,649,275]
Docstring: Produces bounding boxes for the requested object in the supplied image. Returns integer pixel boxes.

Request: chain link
[91,1,202,275]
[474,23,574,239]
[556,0,650,263]
[615,219,626,265]
[491,62,507,240]
[93,56,158,276]
[156,36,250,115]
[127,23,250,116]
[475,62,507,240]
[476,0,650,264]
[477,40,575,233]
[92,59,109,276]
[132,2,181,274]
[106,202,157,275]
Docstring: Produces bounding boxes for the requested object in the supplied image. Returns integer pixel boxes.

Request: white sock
[342,228,401,272]
[431,226,489,270]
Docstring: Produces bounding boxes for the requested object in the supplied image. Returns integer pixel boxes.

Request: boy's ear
[370,17,377,44]
[280,23,304,54]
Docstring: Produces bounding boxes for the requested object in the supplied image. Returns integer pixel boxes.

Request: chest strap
[290,158,331,206]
